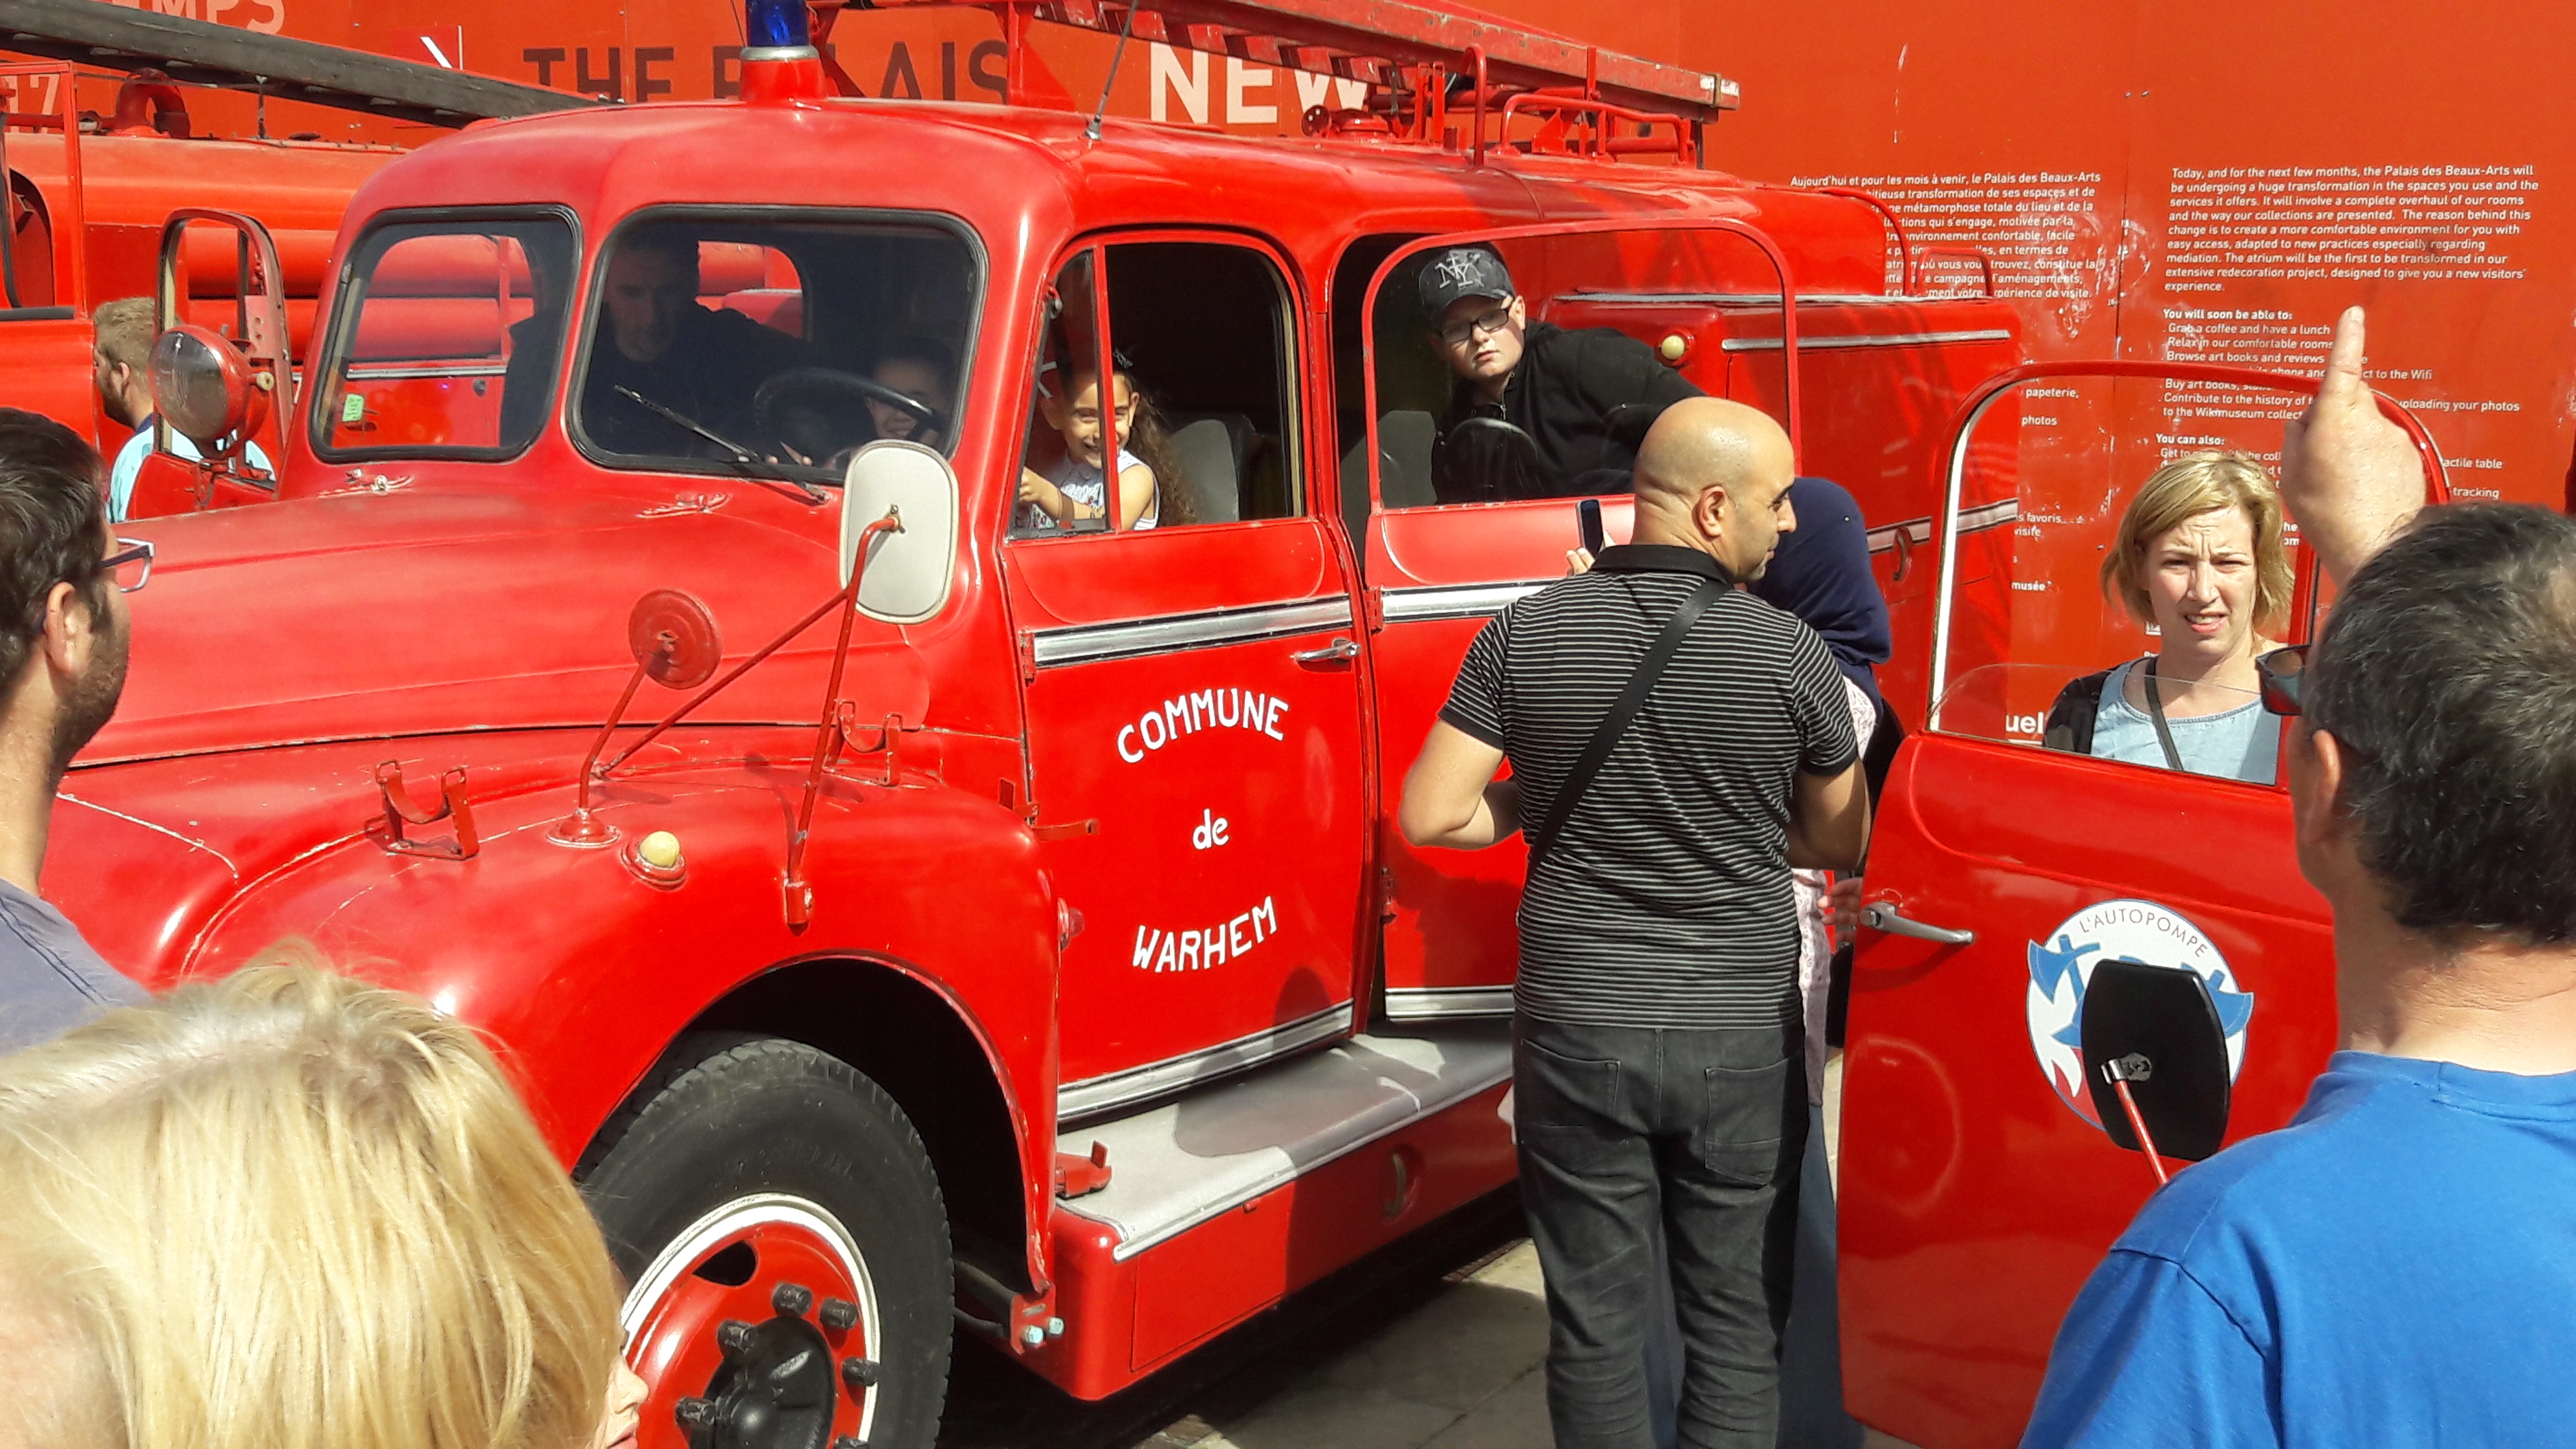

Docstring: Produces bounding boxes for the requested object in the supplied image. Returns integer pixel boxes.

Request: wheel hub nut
[772,1281,815,1317]
[841,1356,879,1388]
[819,1297,859,1332]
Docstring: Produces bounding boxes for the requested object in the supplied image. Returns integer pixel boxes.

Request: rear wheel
[582,1037,952,1449]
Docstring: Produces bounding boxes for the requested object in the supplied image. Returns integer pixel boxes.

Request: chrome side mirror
[841,440,958,623]
[150,323,262,453]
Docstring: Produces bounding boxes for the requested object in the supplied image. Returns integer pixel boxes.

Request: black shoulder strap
[1528,577,1728,869]
[2142,656,2186,772]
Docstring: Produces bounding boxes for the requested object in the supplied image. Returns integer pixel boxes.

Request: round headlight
[148,324,247,447]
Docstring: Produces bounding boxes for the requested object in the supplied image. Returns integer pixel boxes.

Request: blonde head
[2101,451,2295,633]
[0,960,621,1449]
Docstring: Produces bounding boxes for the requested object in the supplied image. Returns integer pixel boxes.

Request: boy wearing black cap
[1418,244,1704,500]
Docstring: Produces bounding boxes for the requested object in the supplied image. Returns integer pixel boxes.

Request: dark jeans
[1516,1014,1808,1449]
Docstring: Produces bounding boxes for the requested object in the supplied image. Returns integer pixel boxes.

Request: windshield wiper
[613,386,830,505]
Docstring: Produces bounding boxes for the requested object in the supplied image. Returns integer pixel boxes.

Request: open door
[1353,218,1805,1020]
[1837,361,2449,1447]
[1001,236,1372,1120]
[124,209,292,519]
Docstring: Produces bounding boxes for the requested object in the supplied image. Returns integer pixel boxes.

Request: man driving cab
[1422,245,1704,501]
[575,230,808,457]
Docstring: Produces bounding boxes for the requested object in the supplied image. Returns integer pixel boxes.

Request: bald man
[1401,398,1870,1449]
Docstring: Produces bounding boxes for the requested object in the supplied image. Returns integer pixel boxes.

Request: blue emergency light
[743,0,814,52]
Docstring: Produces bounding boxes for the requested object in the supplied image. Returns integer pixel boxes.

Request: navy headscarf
[1752,476,1891,714]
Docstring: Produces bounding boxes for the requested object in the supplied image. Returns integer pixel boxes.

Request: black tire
[582,1036,952,1449]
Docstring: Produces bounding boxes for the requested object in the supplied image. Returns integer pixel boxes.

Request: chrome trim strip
[1056,1003,1351,1123]
[1722,328,2013,353]
[346,361,508,379]
[1378,581,1549,624]
[1030,597,1352,669]
[1865,497,2019,555]
[1383,985,1515,1020]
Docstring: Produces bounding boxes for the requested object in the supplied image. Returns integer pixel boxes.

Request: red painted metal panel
[1008,520,1368,1086]
[1032,1080,1513,1398]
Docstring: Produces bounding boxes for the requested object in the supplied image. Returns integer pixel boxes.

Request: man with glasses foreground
[1419,245,1704,500]
[0,410,147,1053]
[2021,313,2576,1446]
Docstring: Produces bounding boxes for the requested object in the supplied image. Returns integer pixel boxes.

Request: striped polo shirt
[1438,544,1860,1030]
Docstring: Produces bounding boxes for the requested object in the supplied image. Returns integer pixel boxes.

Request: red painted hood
[86,482,922,766]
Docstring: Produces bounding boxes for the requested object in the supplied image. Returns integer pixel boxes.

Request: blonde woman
[0,964,647,1449]
[2042,452,2298,784]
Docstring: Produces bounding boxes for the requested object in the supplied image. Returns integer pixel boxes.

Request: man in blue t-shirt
[2023,310,2576,1447]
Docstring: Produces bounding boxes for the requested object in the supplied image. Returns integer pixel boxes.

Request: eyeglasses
[1438,304,1515,349]
[2256,645,2306,716]
[100,538,153,593]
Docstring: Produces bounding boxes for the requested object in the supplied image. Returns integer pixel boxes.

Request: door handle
[1291,637,1361,665]
[1860,902,1976,945]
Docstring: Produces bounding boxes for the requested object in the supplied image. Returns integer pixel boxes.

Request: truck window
[312,213,575,460]
[1012,237,1300,535]
[572,213,977,482]
[1931,379,2311,788]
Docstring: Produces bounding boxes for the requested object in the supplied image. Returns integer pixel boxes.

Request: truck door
[1004,238,1371,1121]
[1350,220,1803,1020]
[125,210,296,518]
[1837,363,2449,1448]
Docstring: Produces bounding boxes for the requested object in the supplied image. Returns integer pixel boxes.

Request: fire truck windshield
[311,210,579,462]
[570,213,977,483]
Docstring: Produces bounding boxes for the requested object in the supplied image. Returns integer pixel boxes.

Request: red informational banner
[21,0,2557,524]
[1706,0,2571,517]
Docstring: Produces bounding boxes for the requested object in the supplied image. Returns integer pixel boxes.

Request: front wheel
[582,1037,952,1449]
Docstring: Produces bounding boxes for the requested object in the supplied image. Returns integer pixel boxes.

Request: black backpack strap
[2042,669,2112,755]
[1528,577,1728,869]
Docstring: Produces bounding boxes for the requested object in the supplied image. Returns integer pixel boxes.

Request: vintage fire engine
[51,0,2050,1443]
[1,1,595,446]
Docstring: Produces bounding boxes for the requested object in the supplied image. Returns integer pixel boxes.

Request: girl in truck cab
[1015,364,1191,532]
[2042,452,2295,783]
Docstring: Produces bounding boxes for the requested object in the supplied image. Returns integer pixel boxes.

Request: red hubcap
[625,1202,879,1449]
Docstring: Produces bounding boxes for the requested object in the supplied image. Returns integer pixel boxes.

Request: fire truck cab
[55,2,2041,1444]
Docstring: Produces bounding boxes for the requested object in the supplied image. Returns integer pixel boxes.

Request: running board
[1028,1020,1516,1398]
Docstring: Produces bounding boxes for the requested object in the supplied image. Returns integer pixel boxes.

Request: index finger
[2315,305,2369,406]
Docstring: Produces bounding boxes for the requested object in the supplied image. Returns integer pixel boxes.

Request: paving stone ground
[1158,1240,1918,1449]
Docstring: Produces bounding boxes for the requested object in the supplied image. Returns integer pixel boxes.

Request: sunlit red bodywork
[1839,363,2450,1447]
[46,41,2023,1435]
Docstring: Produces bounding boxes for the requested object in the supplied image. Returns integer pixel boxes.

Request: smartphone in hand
[1576,497,1606,558]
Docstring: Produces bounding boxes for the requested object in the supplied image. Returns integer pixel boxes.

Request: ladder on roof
[844,0,1735,157]
[0,0,598,127]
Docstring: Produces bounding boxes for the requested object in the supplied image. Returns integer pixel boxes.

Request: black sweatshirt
[1435,321,1704,500]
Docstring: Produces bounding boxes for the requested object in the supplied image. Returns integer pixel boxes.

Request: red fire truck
[46,0,2047,1442]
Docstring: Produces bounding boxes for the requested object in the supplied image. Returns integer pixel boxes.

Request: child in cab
[1016,364,1191,533]
[865,338,956,448]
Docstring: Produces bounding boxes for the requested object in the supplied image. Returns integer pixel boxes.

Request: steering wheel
[752,368,949,460]
[1437,416,1558,502]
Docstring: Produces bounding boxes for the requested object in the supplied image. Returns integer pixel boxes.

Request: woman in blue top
[2042,452,2295,784]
